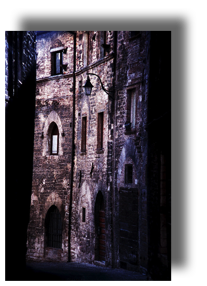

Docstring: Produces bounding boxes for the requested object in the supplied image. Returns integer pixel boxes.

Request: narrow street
[24,261,148,281]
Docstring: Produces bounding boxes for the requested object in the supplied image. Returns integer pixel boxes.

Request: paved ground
[24,261,148,281]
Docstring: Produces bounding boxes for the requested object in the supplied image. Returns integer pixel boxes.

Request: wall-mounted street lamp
[83,73,112,97]
[83,75,94,96]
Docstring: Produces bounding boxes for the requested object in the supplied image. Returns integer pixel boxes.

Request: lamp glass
[84,75,93,96]
[85,86,92,96]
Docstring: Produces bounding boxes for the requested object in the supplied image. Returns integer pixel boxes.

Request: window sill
[80,151,87,156]
[96,148,104,154]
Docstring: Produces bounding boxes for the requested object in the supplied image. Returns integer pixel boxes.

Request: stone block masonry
[27,32,74,262]
[27,31,149,271]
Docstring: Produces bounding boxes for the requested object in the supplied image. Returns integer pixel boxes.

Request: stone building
[26,31,75,262]
[26,31,171,280]
[112,31,150,273]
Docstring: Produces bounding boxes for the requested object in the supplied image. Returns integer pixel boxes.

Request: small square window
[125,164,133,184]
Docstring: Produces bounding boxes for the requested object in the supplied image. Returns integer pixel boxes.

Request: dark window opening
[51,51,63,75]
[100,31,107,58]
[125,164,133,184]
[82,207,86,222]
[81,116,87,152]
[97,112,104,150]
[45,205,62,249]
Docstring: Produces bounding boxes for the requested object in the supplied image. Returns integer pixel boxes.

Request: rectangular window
[82,207,86,222]
[51,51,63,75]
[81,116,87,152]
[52,135,58,154]
[127,89,136,130]
[83,32,88,67]
[125,164,133,184]
[100,31,106,58]
[97,112,104,150]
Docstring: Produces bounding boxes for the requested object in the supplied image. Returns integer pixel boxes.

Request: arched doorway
[94,191,105,262]
[45,205,62,249]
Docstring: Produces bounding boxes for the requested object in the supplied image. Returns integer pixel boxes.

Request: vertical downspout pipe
[112,31,117,268]
[68,31,76,262]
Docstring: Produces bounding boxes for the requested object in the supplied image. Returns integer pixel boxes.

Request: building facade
[26,31,74,262]
[26,31,171,280]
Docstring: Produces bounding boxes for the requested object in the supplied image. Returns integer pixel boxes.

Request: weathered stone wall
[113,31,150,273]
[71,31,115,266]
[26,31,74,262]
[36,31,74,79]
[28,31,150,272]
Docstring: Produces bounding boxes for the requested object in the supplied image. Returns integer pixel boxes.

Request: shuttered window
[97,112,104,150]
[81,116,87,152]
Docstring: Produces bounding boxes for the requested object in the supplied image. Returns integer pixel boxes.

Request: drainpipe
[111,31,117,268]
[68,31,76,262]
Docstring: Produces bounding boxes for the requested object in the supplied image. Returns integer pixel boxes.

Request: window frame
[100,31,107,58]
[126,88,137,133]
[51,50,63,76]
[97,112,104,151]
[50,123,59,155]
[82,207,86,223]
[81,116,87,153]
[83,32,89,67]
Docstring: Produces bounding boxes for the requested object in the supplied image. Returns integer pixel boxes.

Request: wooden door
[98,210,105,261]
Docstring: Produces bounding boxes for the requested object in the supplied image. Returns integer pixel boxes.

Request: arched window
[45,205,62,249]
[50,123,59,155]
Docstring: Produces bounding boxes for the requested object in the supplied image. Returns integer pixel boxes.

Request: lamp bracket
[86,72,114,98]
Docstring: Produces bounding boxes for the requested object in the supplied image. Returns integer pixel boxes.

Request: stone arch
[51,39,63,49]
[42,110,64,156]
[117,138,139,188]
[45,205,62,249]
[44,192,63,220]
